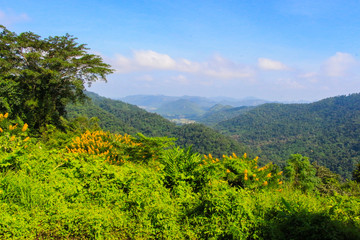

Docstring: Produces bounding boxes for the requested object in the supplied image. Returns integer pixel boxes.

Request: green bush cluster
[1,114,360,239]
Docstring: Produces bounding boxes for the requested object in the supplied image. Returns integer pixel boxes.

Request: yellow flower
[277,189,283,192]
[22,123,28,132]
[226,169,231,173]
[277,171,283,175]
[244,174,248,181]
[253,174,256,177]
[278,181,283,185]
[0,127,3,133]
[23,137,30,142]
[244,169,248,174]
[254,156,259,161]
[10,135,15,141]
[243,153,247,158]
[255,178,259,181]
[4,113,8,118]
[232,152,237,158]
[262,181,268,186]
[266,173,272,178]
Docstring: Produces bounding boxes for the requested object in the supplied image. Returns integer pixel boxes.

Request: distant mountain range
[119,95,272,120]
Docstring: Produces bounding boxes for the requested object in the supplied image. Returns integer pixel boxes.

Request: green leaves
[0,122,360,238]
[0,26,114,130]
[284,154,320,192]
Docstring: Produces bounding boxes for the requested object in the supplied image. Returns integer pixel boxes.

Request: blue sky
[1,0,360,101]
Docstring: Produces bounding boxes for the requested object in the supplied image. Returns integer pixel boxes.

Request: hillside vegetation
[1,27,360,239]
[198,105,253,126]
[1,113,360,239]
[155,99,206,119]
[215,93,360,178]
[67,92,249,157]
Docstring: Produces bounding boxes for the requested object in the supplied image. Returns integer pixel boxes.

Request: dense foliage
[215,94,360,179]
[67,92,249,157]
[175,123,249,157]
[155,99,206,119]
[1,113,360,239]
[198,105,253,126]
[2,27,360,239]
[0,26,113,130]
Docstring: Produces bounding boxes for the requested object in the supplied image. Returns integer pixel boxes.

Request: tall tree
[0,25,114,129]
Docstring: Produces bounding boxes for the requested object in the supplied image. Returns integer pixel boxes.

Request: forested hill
[215,93,360,178]
[198,105,254,126]
[67,92,248,156]
[67,92,176,136]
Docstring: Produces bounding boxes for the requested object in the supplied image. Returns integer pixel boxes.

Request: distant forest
[214,93,360,179]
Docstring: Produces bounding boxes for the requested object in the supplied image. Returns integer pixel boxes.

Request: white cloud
[322,52,357,77]
[0,9,30,25]
[111,50,255,79]
[113,54,133,73]
[258,58,289,70]
[103,50,360,101]
[133,50,176,69]
[298,72,319,83]
[199,55,255,79]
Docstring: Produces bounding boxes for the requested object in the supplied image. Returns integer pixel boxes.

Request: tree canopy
[0,25,114,130]
[215,94,360,178]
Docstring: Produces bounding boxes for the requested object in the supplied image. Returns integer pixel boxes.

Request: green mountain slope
[215,93,360,178]
[198,105,254,126]
[67,92,174,136]
[156,99,206,119]
[67,92,248,156]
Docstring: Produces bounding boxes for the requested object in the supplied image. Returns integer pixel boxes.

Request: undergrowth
[1,113,359,239]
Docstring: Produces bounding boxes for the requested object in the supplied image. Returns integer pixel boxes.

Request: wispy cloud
[133,50,177,70]
[111,50,255,79]
[321,52,358,77]
[96,50,360,101]
[275,78,305,89]
[0,9,30,25]
[258,58,289,71]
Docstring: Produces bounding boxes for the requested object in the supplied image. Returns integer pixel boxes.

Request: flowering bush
[0,113,30,153]
[66,130,174,165]
[196,152,283,191]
